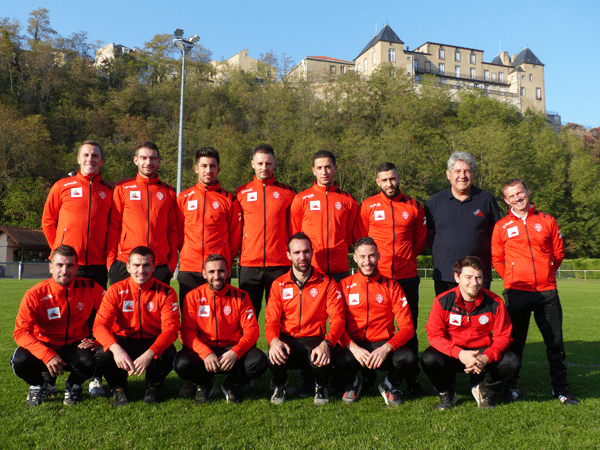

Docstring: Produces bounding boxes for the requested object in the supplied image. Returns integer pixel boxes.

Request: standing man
[174,254,268,404]
[356,162,427,395]
[265,233,345,405]
[106,141,178,285]
[11,245,104,406]
[42,140,112,288]
[235,144,295,317]
[422,256,518,410]
[491,179,578,405]
[425,151,500,296]
[290,150,358,283]
[334,237,417,406]
[176,148,242,306]
[94,246,180,407]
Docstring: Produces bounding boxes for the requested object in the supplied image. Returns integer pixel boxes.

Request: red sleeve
[426,297,462,358]
[180,291,214,359]
[290,195,303,234]
[41,182,61,249]
[166,195,179,273]
[491,222,506,279]
[482,293,513,363]
[413,203,428,257]
[93,287,119,351]
[176,194,185,252]
[230,293,259,358]
[338,332,353,348]
[105,186,124,269]
[264,285,283,345]
[387,282,415,350]
[324,279,345,346]
[148,288,180,356]
[14,293,57,364]
[550,217,564,269]
[228,197,243,263]
[345,198,358,249]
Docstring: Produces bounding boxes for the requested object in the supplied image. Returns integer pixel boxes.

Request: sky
[3,0,599,128]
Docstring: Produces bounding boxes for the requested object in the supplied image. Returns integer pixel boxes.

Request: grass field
[1,278,599,449]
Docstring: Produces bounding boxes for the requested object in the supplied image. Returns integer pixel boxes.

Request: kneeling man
[334,237,417,406]
[94,246,180,406]
[174,254,268,404]
[422,256,519,409]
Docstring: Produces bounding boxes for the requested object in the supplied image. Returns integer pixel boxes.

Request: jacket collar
[136,173,160,185]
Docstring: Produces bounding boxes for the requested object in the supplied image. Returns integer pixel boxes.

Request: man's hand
[366,343,393,369]
[78,338,100,351]
[310,341,331,367]
[204,352,220,372]
[268,338,290,366]
[219,350,238,372]
[109,343,135,375]
[459,349,487,374]
[46,355,67,377]
[348,342,371,367]
[132,349,156,376]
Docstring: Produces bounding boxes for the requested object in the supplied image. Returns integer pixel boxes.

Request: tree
[26,8,56,45]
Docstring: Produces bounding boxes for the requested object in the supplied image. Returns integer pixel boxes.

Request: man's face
[134,147,160,179]
[503,183,530,215]
[353,244,379,277]
[202,260,230,292]
[77,144,104,177]
[49,254,78,286]
[312,157,337,187]
[194,157,220,186]
[287,238,313,274]
[251,152,276,181]
[376,169,400,199]
[446,160,473,194]
[127,254,155,285]
[454,266,483,301]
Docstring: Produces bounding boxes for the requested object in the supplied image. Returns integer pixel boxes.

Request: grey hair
[447,151,476,172]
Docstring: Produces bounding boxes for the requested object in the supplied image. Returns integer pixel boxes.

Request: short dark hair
[253,144,274,157]
[136,141,160,158]
[354,236,377,251]
[453,256,485,275]
[195,147,220,166]
[79,140,104,158]
[287,232,312,252]
[501,178,529,197]
[205,254,228,266]
[51,245,78,263]
[376,162,397,175]
[312,150,336,166]
[129,246,155,263]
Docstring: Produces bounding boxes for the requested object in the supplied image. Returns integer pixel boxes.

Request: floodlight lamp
[174,40,184,50]
[190,35,200,44]
[174,28,184,38]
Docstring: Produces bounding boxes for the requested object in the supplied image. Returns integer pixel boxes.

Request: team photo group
[11,139,578,410]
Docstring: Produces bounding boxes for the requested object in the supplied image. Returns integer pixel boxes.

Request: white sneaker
[88,377,105,398]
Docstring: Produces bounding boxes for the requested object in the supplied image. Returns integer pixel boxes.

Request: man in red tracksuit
[334,237,416,406]
[42,140,112,288]
[174,254,268,404]
[11,245,104,406]
[235,144,295,317]
[107,141,178,285]
[94,246,180,407]
[176,147,242,306]
[266,232,345,405]
[356,162,427,395]
[491,179,577,405]
[422,256,518,410]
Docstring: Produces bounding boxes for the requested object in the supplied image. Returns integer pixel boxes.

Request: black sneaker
[314,384,329,405]
[271,385,286,405]
[26,385,46,406]
[342,375,360,404]
[194,381,216,405]
[554,390,579,406]
[143,386,159,404]
[436,391,458,410]
[406,380,427,398]
[504,388,521,403]
[297,376,315,398]
[179,380,197,398]
[63,383,82,406]
[221,381,242,404]
[378,376,402,407]
[113,388,129,407]
[472,383,495,409]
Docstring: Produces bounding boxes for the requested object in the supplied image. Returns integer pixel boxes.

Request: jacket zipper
[202,190,207,270]
[146,182,150,246]
[64,289,71,346]
[326,189,330,273]
[363,280,370,341]
[85,176,93,265]
[138,286,143,338]
[263,181,267,268]
[213,292,219,347]
[298,287,303,335]
[524,221,538,290]
[390,198,396,279]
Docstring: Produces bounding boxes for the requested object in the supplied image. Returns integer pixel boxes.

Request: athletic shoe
[271,385,286,405]
[314,384,329,405]
[406,381,428,398]
[88,377,105,398]
[240,379,253,394]
[143,387,159,404]
[471,383,495,409]
[504,388,521,403]
[554,390,579,406]
[378,376,403,407]
[113,388,129,407]
[342,375,360,404]
[43,373,57,396]
[63,383,82,406]
[26,385,46,406]
[221,381,242,404]
[180,380,197,398]
[436,391,458,410]
[194,381,217,405]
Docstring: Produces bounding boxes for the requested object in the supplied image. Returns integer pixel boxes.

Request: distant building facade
[210,49,277,83]
[95,43,134,67]
[285,56,355,82]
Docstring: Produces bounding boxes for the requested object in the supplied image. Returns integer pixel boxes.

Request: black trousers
[109,260,172,286]
[238,266,290,318]
[174,346,268,387]
[95,337,176,389]
[329,271,350,284]
[11,342,96,387]
[421,346,520,397]
[504,288,569,393]
[77,264,108,289]
[397,276,421,382]
[332,340,417,389]
[269,336,332,388]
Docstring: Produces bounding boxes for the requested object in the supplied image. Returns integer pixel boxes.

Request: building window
[529,74,533,81]
[484,70,490,80]
[439,48,445,59]
[390,67,395,77]
[341,66,345,74]
[439,63,445,74]
[470,53,476,64]
[492,73,497,81]
[357,64,360,73]
[470,68,476,78]
[455,51,461,62]
[372,51,376,65]
[364,58,368,71]
[536,87,542,99]
[455,65,460,77]
[389,48,395,62]
[520,87,526,96]
[414,59,419,71]
[498,72,504,82]
[521,75,525,80]
[330,65,336,74]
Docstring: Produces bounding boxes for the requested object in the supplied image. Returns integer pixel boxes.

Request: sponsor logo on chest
[223,305,232,316]
[71,187,82,198]
[147,301,155,312]
[374,210,385,221]
[187,200,198,211]
[156,192,164,201]
[401,211,410,220]
[47,307,61,320]
[534,223,542,232]
[376,294,384,304]
[507,226,519,238]
[479,315,489,325]
[76,302,84,311]
[272,191,280,199]
[123,300,134,312]
[212,202,220,210]
[334,201,342,211]
[199,305,210,317]
[449,313,462,326]
[99,191,107,200]
[348,293,359,305]
[282,288,294,300]
[310,200,320,211]
[247,192,257,202]
[310,288,318,298]
[130,191,141,201]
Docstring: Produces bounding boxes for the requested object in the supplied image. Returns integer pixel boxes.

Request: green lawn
[1,278,599,449]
